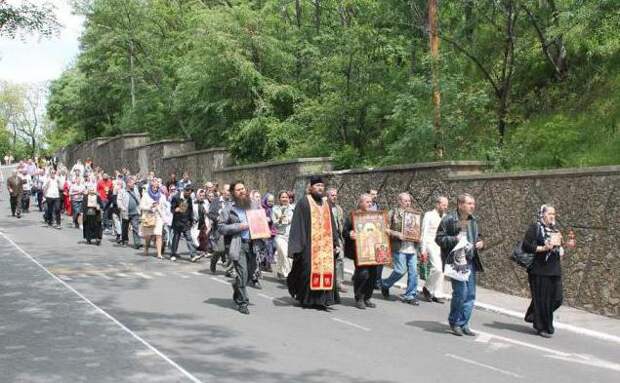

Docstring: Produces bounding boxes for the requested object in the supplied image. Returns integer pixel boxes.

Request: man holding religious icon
[381,192,422,305]
[218,181,259,315]
[344,193,387,310]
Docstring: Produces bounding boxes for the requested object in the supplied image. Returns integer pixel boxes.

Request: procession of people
[4,156,575,339]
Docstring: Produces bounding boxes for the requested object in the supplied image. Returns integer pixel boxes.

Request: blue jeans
[382,251,418,299]
[449,264,476,327]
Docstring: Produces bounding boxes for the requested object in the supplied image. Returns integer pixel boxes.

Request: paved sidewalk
[343,258,620,343]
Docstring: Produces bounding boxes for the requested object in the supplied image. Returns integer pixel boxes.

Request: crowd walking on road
[4,156,576,339]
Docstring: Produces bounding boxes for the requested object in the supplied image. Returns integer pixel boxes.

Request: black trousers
[232,243,256,308]
[122,215,141,247]
[21,191,30,211]
[353,265,378,301]
[171,228,196,257]
[10,195,21,216]
[36,190,44,211]
[45,197,61,225]
[525,274,563,334]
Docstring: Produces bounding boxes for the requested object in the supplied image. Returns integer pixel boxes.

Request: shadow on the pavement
[484,320,536,335]
[405,320,451,334]
[204,297,243,311]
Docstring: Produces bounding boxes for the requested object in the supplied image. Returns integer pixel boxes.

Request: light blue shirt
[232,206,250,241]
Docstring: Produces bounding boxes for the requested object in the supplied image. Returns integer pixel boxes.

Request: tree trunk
[428,0,443,158]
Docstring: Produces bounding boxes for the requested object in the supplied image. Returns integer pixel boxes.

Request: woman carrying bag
[522,204,574,338]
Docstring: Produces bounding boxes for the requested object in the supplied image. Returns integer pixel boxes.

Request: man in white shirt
[43,169,62,229]
[420,196,449,303]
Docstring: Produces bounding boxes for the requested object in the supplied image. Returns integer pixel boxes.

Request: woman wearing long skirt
[140,177,166,259]
[82,187,103,245]
[522,205,570,338]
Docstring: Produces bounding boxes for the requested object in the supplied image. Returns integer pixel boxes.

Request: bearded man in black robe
[287,176,340,309]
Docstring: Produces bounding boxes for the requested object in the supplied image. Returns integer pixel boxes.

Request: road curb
[343,268,620,345]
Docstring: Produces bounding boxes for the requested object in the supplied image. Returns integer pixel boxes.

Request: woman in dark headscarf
[82,185,104,245]
[522,204,568,338]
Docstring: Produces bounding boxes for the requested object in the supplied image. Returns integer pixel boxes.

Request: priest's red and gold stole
[307,195,335,290]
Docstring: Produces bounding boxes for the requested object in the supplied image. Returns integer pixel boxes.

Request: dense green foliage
[46,0,620,169]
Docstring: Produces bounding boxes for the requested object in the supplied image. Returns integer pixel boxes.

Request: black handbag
[511,240,534,270]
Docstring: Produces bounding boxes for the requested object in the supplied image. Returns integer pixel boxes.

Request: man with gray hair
[6,169,23,218]
[420,196,449,303]
[381,192,422,305]
[436,193,484,337]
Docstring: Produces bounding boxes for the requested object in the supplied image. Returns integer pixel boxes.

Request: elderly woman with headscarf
[81,185,104,245]
[522,204,571,338]
[140,177,166,259]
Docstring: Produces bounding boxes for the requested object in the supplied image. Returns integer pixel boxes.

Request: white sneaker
[170,256,177,262]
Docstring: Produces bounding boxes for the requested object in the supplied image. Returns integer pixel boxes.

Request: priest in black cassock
[287,176,341,309]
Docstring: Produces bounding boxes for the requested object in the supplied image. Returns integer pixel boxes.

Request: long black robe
[82,195,103,241]
[287,195,340,307]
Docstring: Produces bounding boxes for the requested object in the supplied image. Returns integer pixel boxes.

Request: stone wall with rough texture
[212,158,334,193]
[55,136,619,317]
[162,149,232,184]
[291,164,619,318]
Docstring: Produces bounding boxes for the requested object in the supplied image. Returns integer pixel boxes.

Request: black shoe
[86,240,91,245]
[210,257,218,273]
[450,325,464,337]
[432,297,445,304]
[538,331,552,338]
[364,300,376,308]
[238,306,250,315]
[96,240,101,246]
[422,286,432,301]
[524,314,534,323]
[355,300,366,310]
[251,281,263,290]
[462,326,476,336]
[381,286,390,299]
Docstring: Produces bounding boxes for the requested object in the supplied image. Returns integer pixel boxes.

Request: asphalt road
[0,166,618,382]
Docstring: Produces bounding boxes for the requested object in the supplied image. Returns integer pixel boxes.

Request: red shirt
[97,179,113,201]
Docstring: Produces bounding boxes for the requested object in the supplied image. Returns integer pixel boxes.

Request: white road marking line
[190,271,203,276]
[257,293,274,300]
[76,273,90,278]
[332,318,371,332]
[152,272,166,277]
[544,353,620,372]
[134,272,153,280]
[0,232,205,383]
[472,328,571,357]
[210,277,229,285]
[115,273,130,278]
[94,272,113,280]
[445,353,523,379]
[475,333,492,343]
[346,266,620,345]
[475,302,620,345]
[175,272,190,279]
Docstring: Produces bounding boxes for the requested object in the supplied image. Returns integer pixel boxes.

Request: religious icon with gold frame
[401,208,422,242]
[352,210,392,266]
[247,209,272,239]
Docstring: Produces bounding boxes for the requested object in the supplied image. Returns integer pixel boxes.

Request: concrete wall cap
[214,157,333,173]
[448,165,620,181]
[163,147,229,159]
[132,139,193,148]
[323,160,490,175]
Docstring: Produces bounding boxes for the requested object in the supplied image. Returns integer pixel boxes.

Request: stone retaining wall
[55,136,619,317]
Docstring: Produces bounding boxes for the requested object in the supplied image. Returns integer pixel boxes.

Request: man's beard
[234,195,251,209]
[310,190,323,202]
